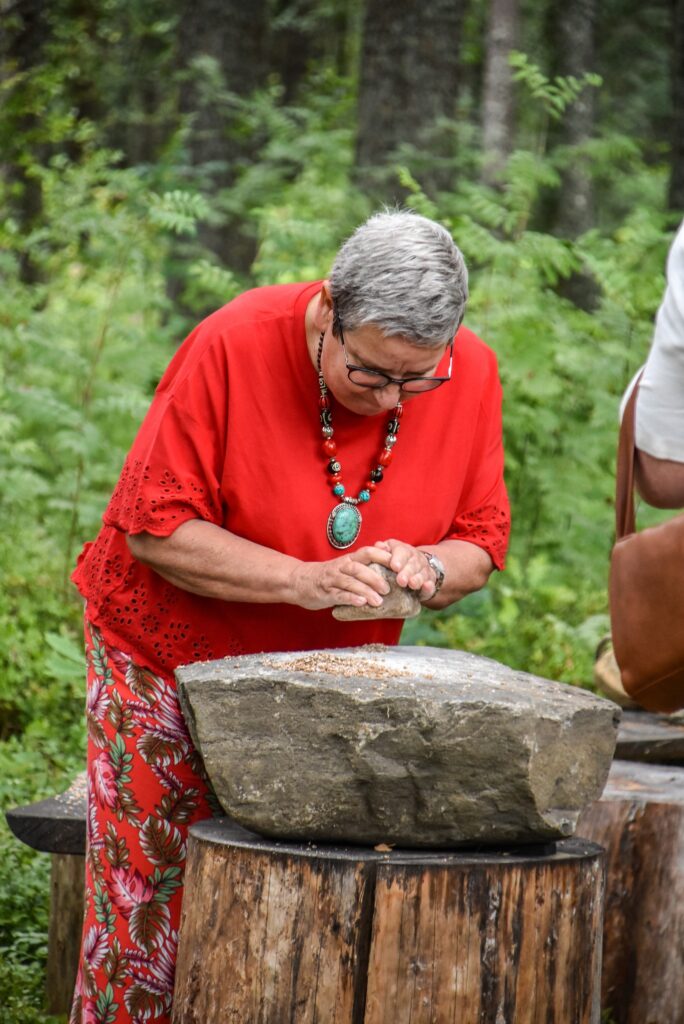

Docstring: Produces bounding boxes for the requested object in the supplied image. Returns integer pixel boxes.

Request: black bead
[328,459,341,475]
[370,467,384,483]
[320,409,332,427]
[387,418,400,434]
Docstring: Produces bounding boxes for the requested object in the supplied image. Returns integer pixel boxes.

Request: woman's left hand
[374,538,437,601]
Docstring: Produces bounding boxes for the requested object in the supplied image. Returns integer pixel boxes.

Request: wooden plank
[615,710,684,765]
[577,759,684,1024]
[5,773,87,855]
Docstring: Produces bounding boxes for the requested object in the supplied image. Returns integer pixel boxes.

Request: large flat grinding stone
[176,645,619,848]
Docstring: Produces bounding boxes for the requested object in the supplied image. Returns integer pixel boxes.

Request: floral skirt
[69,620,217,1024]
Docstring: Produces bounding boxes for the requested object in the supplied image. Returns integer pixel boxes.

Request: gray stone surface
[332,564,422,621]
[176,646,620,848]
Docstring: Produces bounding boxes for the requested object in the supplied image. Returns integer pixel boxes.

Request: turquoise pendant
[327,502,362,549]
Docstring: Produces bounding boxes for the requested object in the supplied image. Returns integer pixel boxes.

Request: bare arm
[419,539,494,609]
[126,519,394,611]
[635,450,684,509]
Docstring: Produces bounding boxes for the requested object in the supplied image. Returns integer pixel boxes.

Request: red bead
[379,449,393,467]
[395,403,403,418]
[331,473,342,483]
[366,481,377,491]
[323,439,337,456]
[319,395,330,409]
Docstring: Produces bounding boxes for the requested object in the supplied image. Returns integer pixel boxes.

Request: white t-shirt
[621,220,684,461]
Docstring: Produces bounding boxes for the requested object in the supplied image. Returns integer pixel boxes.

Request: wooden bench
[614,709,684,765]
[5,773,87,1016]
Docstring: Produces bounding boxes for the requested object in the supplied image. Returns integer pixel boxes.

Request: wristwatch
[420,551,446,596]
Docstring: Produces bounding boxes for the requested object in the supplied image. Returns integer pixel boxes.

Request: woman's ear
[313,280,334,332]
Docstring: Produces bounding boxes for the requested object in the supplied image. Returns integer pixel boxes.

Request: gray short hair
[329,210,468,347]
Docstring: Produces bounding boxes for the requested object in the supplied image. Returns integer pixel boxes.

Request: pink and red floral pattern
[70,621,217,1024]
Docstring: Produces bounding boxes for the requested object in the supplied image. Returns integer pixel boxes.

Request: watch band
[420,550,446,595]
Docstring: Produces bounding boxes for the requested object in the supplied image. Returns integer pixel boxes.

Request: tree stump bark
[172,820,604,1024]
[576,759,684,1024]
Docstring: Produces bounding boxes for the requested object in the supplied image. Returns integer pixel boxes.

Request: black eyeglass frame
[333,314,454,393]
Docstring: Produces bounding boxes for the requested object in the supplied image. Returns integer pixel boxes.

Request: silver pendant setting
[326,502,362,549]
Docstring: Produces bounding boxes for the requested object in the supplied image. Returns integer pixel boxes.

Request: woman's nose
[376,383,402,409]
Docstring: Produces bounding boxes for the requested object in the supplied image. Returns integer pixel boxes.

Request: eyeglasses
[335,318,454,393]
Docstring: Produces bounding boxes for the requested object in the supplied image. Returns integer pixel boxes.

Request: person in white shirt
[621,219,684,507]
[596,219,684,707]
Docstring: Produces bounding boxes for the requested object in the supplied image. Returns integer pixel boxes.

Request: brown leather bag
[609,375,684,712]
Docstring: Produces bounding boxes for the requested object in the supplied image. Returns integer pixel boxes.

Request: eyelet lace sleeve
[105,456,221,536]
[449,500,510,570]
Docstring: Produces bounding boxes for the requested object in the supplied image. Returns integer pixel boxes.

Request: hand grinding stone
[332,563,422,620]
[176,645,621,848]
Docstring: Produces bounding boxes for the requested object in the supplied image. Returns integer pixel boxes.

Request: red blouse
[73,281,510,677]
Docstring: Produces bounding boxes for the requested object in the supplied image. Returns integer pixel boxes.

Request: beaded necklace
[316,330,403,549]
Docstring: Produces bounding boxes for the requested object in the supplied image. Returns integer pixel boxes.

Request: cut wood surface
[172,819,604,1024]
[577,759,684,1024]
[615,710,684,765]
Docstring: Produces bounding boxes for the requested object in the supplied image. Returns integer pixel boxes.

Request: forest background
[1,0,683,1018]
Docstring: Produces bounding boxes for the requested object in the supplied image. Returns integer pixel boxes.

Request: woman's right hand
[292,546,394,610]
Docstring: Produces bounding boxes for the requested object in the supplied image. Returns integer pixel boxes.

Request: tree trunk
[172,819,604,1023]
[669,0,684,210]
[552,0,597,238]
[1,0,52,281]
[177,0,270,272]
[355,0,464,201]
[546,0,599,309]
[577,759,684,1024]
[481,0,519,184]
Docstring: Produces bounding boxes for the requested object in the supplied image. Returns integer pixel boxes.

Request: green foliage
[148,190,211,235]
[509,51,602,122]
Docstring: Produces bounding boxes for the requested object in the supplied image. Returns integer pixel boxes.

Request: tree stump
[576,759,684,1024]
[172,820,604,1024]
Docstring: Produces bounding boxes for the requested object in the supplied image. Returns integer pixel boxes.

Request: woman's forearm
[126,520,395,611]
[420,538,494,610]
[127,520,303,604]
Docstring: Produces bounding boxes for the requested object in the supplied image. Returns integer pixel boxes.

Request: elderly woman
[69,210,509,1023]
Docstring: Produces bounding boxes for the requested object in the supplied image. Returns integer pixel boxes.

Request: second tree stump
[577,759,684,1024]
[172,820,605,1024]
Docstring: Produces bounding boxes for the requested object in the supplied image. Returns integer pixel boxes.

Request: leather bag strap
[615,371,645,539]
